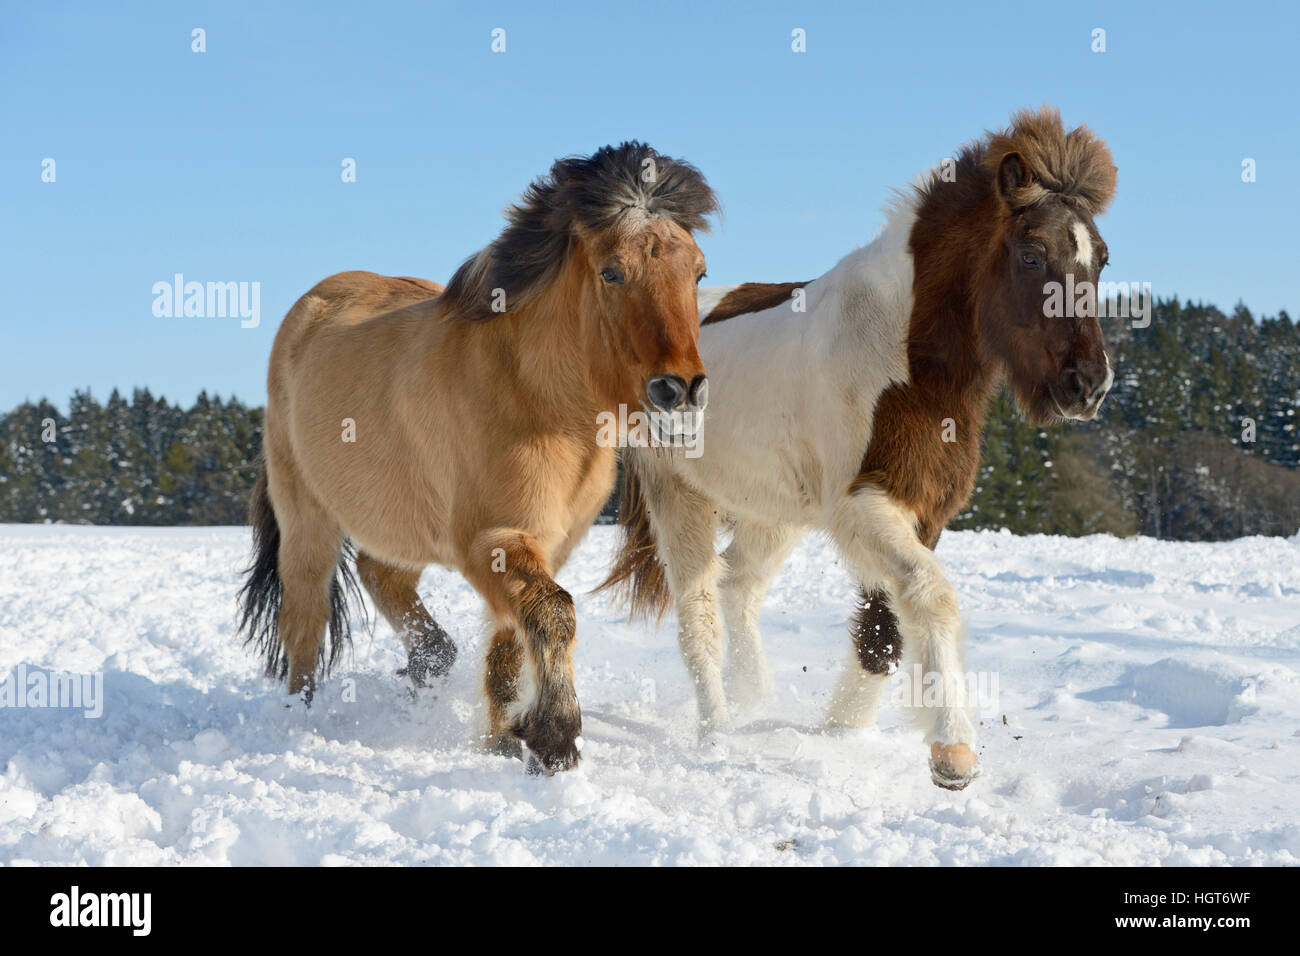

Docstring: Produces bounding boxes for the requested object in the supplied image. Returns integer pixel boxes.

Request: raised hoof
[514,709,583,775]
[398,638,457,687]
[929,742,980,790]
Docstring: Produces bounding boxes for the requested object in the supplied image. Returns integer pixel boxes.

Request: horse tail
[322,540,363,678]
[237,461,363,681]
[597,459,673,621]
[236,462,286,678]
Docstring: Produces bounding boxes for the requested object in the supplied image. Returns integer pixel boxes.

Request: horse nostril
[1063,367,1088,405]
[646,375,687,412]
[689,375,709,411]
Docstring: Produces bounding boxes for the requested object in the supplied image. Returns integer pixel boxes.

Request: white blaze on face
[1071,220,1094,269]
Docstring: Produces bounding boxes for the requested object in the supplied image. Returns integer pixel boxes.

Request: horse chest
[671,415,825,525]
[546,439,617,527]
[565,447,617,514]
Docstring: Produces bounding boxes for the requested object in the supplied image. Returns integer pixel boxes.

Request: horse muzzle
[643,374,707,444]
[1054,358,1113,420]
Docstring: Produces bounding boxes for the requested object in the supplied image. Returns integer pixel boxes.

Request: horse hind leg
[483,626,524,759]
[355,551,457,686]
[276,511,351,700]
[241,451,359,701]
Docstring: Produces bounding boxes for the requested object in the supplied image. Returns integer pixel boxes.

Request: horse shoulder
[849,379,984,547]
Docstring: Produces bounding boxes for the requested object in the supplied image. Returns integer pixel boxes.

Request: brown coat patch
[849,225,995,546]
[702,281,809,325]
[851,379,991,548]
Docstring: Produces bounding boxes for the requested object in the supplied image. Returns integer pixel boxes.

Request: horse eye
[1020,251,1041,268]
[601,267,624,285]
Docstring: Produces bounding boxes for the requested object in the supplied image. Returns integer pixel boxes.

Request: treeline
[0,389,261,525]
[2,298,1298,539]
[952,298,1300,539]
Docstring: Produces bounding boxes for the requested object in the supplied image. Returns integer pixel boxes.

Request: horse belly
[285,413,450,565]
[345,502,454,569]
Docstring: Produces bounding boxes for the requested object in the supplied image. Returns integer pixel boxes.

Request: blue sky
[3,0,1296,410]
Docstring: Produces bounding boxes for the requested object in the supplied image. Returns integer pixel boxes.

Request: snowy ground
[0,523,1297,866]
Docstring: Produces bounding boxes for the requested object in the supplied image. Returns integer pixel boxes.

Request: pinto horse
[603,109,1116,789]
[239,143,717,773]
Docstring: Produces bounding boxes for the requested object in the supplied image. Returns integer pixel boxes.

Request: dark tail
[596,459,673,621]
[236,462,363,682]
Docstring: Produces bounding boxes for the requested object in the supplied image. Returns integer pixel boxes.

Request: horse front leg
[828,488,979,790]
[468,529,581,774]
[719,519,801,712]
[638,468,728,733]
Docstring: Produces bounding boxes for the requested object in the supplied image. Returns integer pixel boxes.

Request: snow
[1,523,1297,866]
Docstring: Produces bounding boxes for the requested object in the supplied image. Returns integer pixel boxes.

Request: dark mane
[443,141,720,320]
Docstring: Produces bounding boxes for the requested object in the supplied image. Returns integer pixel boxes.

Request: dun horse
[603,109,1116,789]
[239,143,717,773]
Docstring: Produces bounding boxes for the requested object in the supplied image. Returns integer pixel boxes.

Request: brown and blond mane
[239,142,717,773]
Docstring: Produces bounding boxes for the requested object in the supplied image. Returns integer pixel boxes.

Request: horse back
[288,271,443,330]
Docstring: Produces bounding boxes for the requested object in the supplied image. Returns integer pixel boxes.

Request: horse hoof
[400,639,457,687]
[515,710,582,775]
[523,740,582,775]
[486,733,523,762]
[929,742,979,790]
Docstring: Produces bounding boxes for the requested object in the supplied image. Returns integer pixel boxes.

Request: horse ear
[996,151,1033,207]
